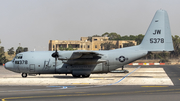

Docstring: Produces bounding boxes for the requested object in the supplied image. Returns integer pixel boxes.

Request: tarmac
[0,65,173,86]
[1,65,180,101]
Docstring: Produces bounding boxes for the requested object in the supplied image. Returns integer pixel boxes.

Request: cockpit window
[15,54,23,59]
[12,58,15,62]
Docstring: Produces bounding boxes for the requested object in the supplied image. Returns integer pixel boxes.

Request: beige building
[49,37,137,51]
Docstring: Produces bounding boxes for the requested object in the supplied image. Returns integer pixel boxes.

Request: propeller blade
[51,45,59,58]
[51,44,59,73]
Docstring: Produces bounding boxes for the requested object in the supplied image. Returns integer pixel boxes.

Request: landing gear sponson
[21,73,90,78]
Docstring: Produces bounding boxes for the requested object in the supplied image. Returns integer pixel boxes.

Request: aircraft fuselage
[5,46,147,77]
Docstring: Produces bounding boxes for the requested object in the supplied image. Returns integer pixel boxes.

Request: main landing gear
[21,73,27,78]
[121,66,129,73]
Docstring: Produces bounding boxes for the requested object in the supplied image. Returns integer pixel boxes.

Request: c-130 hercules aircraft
[5,10,174,78]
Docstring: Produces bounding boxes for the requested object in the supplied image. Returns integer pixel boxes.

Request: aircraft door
[29,64,35,72]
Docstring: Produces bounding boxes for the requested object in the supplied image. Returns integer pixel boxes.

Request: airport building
[49,37,137,51]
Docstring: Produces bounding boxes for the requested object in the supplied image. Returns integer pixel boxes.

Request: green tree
[135,34,144,45]
[102,32,109,37]
[101,32,121,40]
[171,35,180,58]
[0,53,8,65]
[123,42,135,48]
[15,47,28,54]
[24,47,28,52]
[67,45,76,50]
[0,47,4,53]
[59,46,64,51]
[107,32,121,40]
[120,35,130,40]
[129,35,136,40]
[16,47,24,54]
[59,45,77,51]
[0,47,8,64]
[101,42,117,50]
[8,47,15,57]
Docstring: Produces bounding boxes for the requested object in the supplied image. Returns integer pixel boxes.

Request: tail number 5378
[150,38,164,43]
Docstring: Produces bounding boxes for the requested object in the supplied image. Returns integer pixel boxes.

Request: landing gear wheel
[124,70,129,73]
[82,74,90,78]
[72,75,81,78]
[22,73,27,78]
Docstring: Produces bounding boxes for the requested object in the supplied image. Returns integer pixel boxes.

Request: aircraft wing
[73,50,103,58]
[58,50,105,65]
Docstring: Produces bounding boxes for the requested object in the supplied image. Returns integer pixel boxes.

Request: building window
[81,45,82,48]
[88,45,90,48]
[75,45,79,48]
[95,45,97,48]
[94,39,97,41]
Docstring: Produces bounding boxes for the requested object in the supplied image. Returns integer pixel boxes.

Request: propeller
[51,45,59,73]
[52,49,59,58]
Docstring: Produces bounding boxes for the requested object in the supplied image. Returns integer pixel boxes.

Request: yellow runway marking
[141,86,168,88]
[71,83,90,85]
[2,88,180,101]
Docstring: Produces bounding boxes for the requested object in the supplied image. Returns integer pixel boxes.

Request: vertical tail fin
[140,10,174,52]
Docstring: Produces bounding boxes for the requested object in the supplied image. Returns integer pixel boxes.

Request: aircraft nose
[4,62,13,70]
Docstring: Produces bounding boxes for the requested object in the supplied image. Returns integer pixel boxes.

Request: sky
[0,0,180,51]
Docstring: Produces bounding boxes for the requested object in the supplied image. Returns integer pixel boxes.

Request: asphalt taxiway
[0,65,180,101]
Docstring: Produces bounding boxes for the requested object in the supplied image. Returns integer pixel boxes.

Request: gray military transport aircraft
[5,10,174,78]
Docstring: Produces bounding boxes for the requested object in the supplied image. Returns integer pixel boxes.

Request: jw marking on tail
[153,30,161,35]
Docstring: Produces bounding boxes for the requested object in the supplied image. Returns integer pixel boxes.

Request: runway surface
[0,65,180,101]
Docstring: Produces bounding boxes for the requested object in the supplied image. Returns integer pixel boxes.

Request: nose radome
[4,62,13,70]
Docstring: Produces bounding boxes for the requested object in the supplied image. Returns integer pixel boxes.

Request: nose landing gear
[21,73,27,78]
